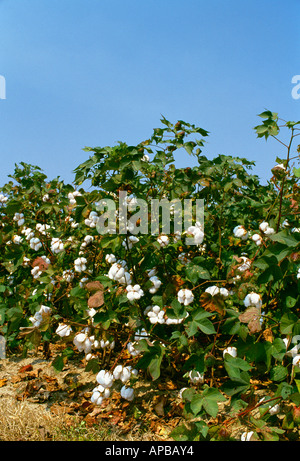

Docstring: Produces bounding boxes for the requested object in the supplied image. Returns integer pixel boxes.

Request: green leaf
[280,312,299,335]
[270,365,288,382]
[185,263,210,284]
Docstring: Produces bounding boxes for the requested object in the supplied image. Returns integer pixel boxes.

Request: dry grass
[0,394,162,441]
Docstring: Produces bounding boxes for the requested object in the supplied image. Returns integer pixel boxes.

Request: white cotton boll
[122,236,139,250]
[0,194,8,203]
[243,292,262,309]
[149,276,162,294]
[142,154,150,162]
[241,431,254,441]
[251,233,263,246]
[105,253,116,264]
[91,389,103,406]
[120,366,132,383]
[74,257,87,273]
[179,388,188,399]
[292,227,300,233]
[177,288,194,306]
[283,338,299,358]
[126,284,144,301]
[108,263,125,281]
[297,268,300,279]
[120,385,134,401]
[146,305,165,324]
[268,403,280,415]
[146,268,157,277]
[62,270,74,283]
[56,323,72,337]
[12,235,23,245]
[36,223,51,235]
[223,347,237,358]
[51,237,64,254]
[96,370,114,388]
[178,253,191,265]
[186,223,204,244]
[219,288,229,297]
[157,234,169,247]
[113,365,123,380]
[79,277,89,288]
[189,370,204,384]
[292,355,300,368]
[238,256,252,272]
[22,256,30,267]
[29,237,42,251]
[205,285,220,296]
[31,266,42,279]
[13,213,25,227]
[233,225,248,240]
[127,342,141,357]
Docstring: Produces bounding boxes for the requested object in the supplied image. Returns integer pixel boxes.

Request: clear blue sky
[0,0,299,188]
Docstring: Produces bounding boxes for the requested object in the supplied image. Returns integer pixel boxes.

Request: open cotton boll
[188,370,204,384]
[56,323,72,337]
[243,292,262,309]
[241,431,254,441]
[105,253,116,264]
[122,236,139,250]
[12,235,23,245]
[157,234,169,247]
[13,213,25,227]
[120,366,132,383]
[0,193,8,203]
[51,237,64,254]
[297,268,300,279]
[96,370,114,389]
[120,385,134,401]
[31,266,42,279]
[259,221,275,235]
[205,285,220,296]
[127,342,141,357]
[29,237,42,251]
[292,355,300,368]
[177,288,194,306]
[145,305,165,324]
[74,257,87,273]
[223,347,237,358]
[233,225,248,240]
[251,233,263,245]
[149,276,162,294]
[126,284,144,301]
